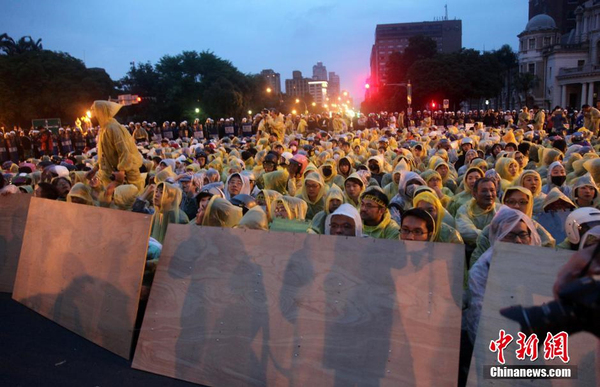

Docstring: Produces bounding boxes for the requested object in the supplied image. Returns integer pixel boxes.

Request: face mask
[551,175,566,187]
[323,167,332,177]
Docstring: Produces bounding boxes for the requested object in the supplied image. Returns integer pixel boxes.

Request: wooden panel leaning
[12,198,152,359]
[133,225,464,387]
[467,242,598,386]
[0,194,31,293]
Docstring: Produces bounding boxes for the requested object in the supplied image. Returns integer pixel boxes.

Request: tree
[121,50,270,122]
[514,72,540,107]
[492,45,518,109]
[0,50,115,127]
[0,33,43,56]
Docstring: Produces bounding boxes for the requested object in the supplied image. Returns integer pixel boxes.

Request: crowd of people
[2,99,600,374]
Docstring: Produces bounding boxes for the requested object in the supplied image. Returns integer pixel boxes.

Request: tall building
[369,19,462,91]
[529,0,586,35]
[312,62,328,81]
[308,80,328,105]
[260,69,281,95]
[328,72,340,97]
[517,1,600,110]
[285,70,310,97]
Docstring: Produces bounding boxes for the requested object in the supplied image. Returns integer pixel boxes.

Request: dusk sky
[2,0,529,105]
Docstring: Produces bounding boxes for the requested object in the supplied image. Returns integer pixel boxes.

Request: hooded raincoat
[324,203,363,237]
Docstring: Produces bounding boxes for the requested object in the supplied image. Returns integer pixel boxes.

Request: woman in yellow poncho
[447,167,484,216]
[201,196,243,228]
[67,183,96,206]
[151,182,189,244]
[111,184,139,211]
[271,196,308,221]
[319,159,338,187]
[514,169,546,215]
[237,206,269,231]
[296,171,328,220]
[495,157,520,192]
[383,161,409,200]
[333,156,355,188]
[412,191,463,244]
[537,148,563,179]
[256,189,282,223]
[420,169,453,208]
[308,184,345,234]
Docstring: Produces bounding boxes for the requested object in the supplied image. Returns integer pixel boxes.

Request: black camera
[500,275,600,339]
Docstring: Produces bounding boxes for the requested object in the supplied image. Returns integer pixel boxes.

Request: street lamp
[311,102,316,107]
[248,110,252,115]
[292,109,297,115]
[343,91,348,97]
[295,98,300,103]
[86,110,92,119]
[266,87,272,93]
[195,108,200,113]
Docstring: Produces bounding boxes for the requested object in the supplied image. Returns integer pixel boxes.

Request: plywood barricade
[0,194,31,293]
[467,243,598,386]
[12,198,152,359]
[133,225,464,387]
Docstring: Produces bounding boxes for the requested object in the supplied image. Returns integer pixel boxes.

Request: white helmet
[565,207,600,244]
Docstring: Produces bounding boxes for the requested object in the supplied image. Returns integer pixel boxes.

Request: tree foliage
[0,33,43,56]
[0,40,115,127]
[362,36,518,112]
[121,50,271,122]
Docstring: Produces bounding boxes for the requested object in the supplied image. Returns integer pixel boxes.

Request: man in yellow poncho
[262,108,285,142]
[413,191,462,244]
[90,100,144,192]
[296,171,328,220]
[456,177,501,246]
[359,186,400,239]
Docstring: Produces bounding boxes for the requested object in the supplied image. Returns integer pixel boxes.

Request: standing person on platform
[88,100,144,192]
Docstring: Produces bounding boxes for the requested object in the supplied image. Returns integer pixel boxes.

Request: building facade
[285,70,310,97]
[312,62,328,81]
[518,1,600,110]
[529,0,586,35]
[260,69,281,95]
[369,19,462,89]
[308,81,328,105]
[328,71,340,97]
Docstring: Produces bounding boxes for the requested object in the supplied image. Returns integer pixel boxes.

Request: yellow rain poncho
[456,199,501,245]
[111,184,138,211]
[412,191,463,244]
[514,169,546,215]
[308,184,345,234]
[320,159,338,187]
[333,156,355,187]
[271,196,308,221]
[263,169,289,195]
[571,173,600,208]
[343,172,366,210]
[362,209,400,240]
[583,158,600,185]
[447,167,484,216]
[201,196,243,228]
[495,157,519,191]
[257,189,282,223]
[543,187,577,211]
[67,183,95,206]
[296,172,328,220]
[154,165,177,184]
[151,182,189,243]
[383,161,409,200]
[537,148,563,178]
[237,206,269,231]
[92,100,144,192]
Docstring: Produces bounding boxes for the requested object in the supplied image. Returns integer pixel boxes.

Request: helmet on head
[565,207,600,245]
[230,194,257,215]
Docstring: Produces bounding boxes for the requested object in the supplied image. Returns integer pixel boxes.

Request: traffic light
[431,101,436,109]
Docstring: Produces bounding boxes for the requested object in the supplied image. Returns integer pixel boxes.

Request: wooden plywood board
[133,225,464,387]
[467,243,598,386]
[12,198,152,359]
[0,194,31,293]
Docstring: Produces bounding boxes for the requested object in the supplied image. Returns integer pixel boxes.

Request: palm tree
[0,33,43,55]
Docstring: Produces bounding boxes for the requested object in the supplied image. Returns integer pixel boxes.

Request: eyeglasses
[400,228,427,236]
[360,203,382,210]
[503,231,531,242]
[504,199,529,207]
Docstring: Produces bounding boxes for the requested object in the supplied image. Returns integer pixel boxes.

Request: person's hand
[433,185,444,199]
[553,244,597,299]
[85,168,97,181]
[113,171,125,183]
[140,184,155,201]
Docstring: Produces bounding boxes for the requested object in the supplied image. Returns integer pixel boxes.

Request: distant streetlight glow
[195,108,200,113]
[292,109,297,115]
[266,87,272,93]
[324,104,328,108]
[343,91,348,96]
[248,110,252,115]
[86,110,92,118]
[311,102,316,107]
[295,98,300,103]
[365,83,370,89]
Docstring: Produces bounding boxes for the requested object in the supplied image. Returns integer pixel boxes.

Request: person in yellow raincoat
[383,161,408,200]
[495,157,520,192]
[271,196,308,221]
[201,196,243,228]
[470,186,555,266]
[237,206,269,231]
[514,169,546,215]
[333,156,354,187]
[420,169,454,208]
[111,184,139,211]
[343,172,366,210]
[360,187,400,239]
[256,189,282,223]
[67,183,96,206]
[308,184,345,234]
[296,171,328,220]
[456,177,501,246]
[262,109,285,142]
[319,159,338,188]
[151,182,189,244]
[570,173,600,209]
[90,100,144,192]
[447,167,484,216]
[412,191,463,244]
